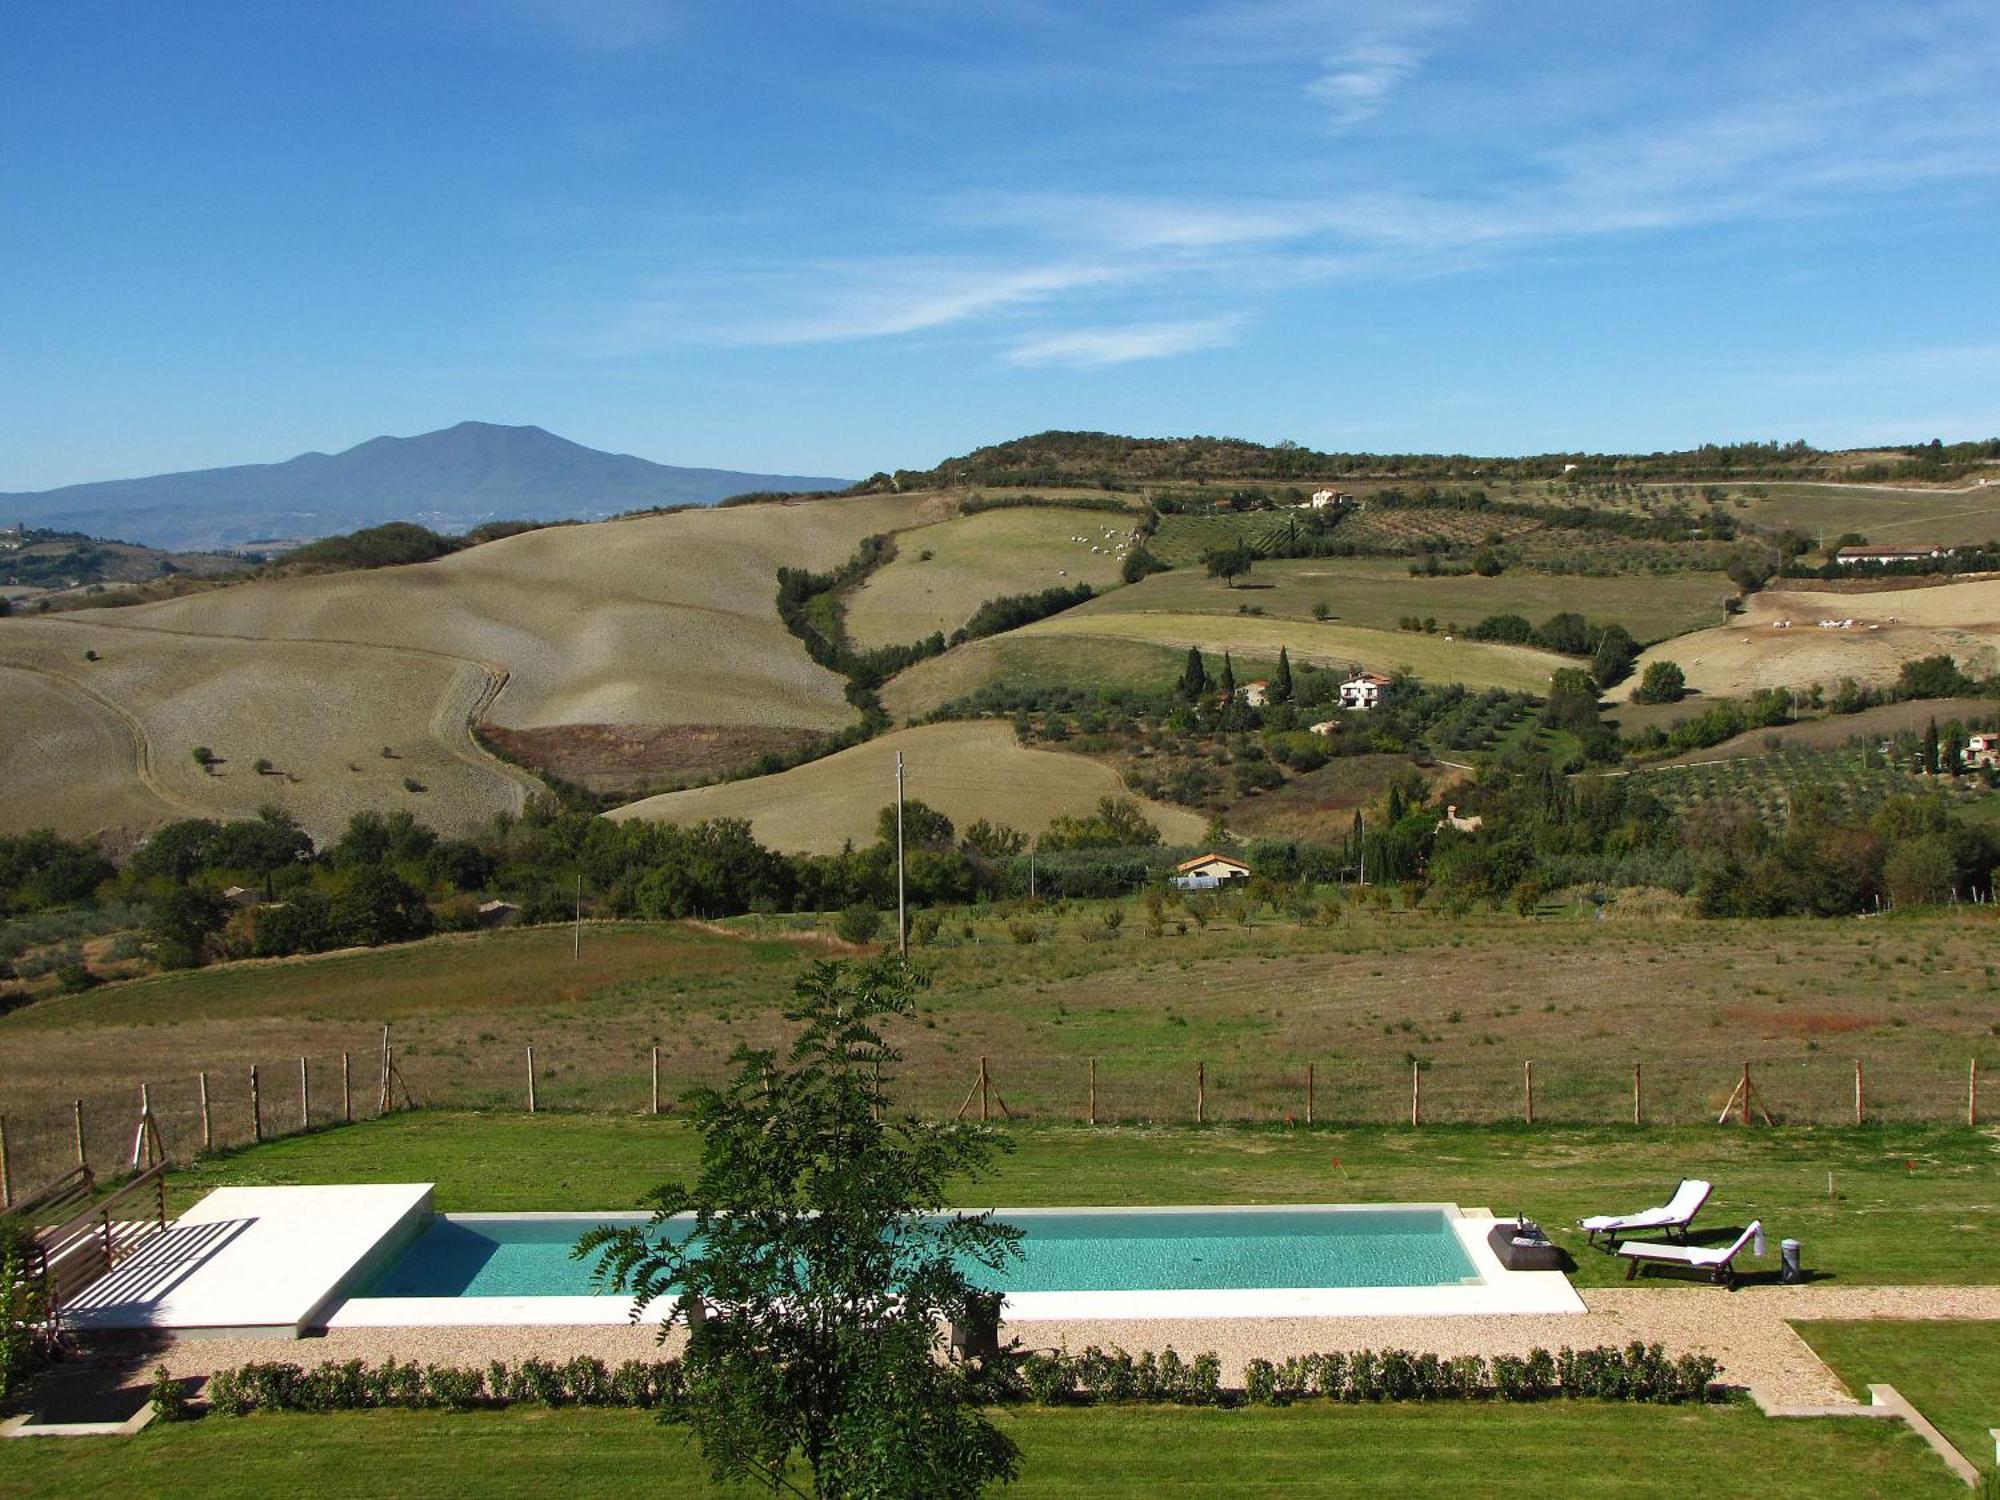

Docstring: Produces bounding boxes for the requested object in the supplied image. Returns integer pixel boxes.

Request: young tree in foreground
[577,959,1021,1499]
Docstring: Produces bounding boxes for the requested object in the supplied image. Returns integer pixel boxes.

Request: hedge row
[186,1342,1718,1420]
[201,1357,684,1415]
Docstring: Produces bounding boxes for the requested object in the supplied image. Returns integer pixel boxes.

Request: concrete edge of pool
[63,1188,1587,1338]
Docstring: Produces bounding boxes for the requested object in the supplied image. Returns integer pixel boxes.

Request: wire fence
[1,1032,1986,1207]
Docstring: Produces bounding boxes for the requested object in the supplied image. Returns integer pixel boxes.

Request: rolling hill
[0,422,851,551]
[610,720,1207,853]
[0,491,946,841]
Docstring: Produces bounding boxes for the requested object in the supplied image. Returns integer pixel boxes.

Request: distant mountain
[0,422,851,551]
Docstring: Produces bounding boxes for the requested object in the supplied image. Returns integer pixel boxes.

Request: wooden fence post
[1972,1059,1981,1128]
[1739,1062,1751,1126]
[299,1057,310,1130]
[527,1046,537,1114]
[250,1066,262,1143]
[1196,1060,1206,1125]
[1524,1060,1535,1125]
[199,1071,212,1151]
[342,1052,352,1124]
[651,1047,661,1116]
[1088,1058,1097,1126]
[378,1024,391,1114]
[1854,1059,1864,1126]
[1410,1062,1421,1127]
[1306,1061,1315,1127]
[0,1114,11,1209]
[74,1098,87,1169]
[978,1056,990,1123]
[1632,1062,1643,1126]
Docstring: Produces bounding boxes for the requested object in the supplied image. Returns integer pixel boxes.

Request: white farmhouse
[1338,672,1392,711]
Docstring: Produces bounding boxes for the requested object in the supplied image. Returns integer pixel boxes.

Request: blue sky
[3,0,1998,489]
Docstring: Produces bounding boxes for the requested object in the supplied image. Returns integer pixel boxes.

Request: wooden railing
[25,1160,170,1315]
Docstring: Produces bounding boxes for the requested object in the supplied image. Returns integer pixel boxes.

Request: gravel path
[142,1285,2000,1408]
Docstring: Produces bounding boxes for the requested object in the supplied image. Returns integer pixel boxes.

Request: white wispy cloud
[568,4,2000,368]
[1005,318,1243,367]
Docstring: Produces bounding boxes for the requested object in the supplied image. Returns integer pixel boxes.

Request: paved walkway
[140,1285,2000,1410]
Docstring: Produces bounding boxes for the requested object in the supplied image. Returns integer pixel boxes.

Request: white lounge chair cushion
[1617,1220,1761,1269]
[1581,1179,1713,1233]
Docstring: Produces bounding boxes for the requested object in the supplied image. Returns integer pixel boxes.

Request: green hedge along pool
[360,1206,1481,1298]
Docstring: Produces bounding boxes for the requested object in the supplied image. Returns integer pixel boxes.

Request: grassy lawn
[164,1112,1999,1289]
[0,1400,1960,1498]
[1794,1320,2000,1477]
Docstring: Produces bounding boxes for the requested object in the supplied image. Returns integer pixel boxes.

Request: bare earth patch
[482,722,825,794]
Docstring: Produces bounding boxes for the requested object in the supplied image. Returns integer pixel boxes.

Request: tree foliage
[575,959,1021,1499]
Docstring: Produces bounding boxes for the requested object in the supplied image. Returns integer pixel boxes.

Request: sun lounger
[1579,1179,1712,1246]
[1618,1220,1762,1287]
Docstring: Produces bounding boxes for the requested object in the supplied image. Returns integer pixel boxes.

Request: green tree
[144,883,229,969]
[576,959,1021,1499]
[1202,540,1254,587]
[1898,654,1971,699]
[329,863,434,947]
[1176,646,1209,702]
[960,819,1027,858]
[877,799,954,852]
[1631,660,1687,704]
[1270,646,1293,704]
[1922,717,1940,775]
[1218,652,1237,706]
[1884,833,1956,906]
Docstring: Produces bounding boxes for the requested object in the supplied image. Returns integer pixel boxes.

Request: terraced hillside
[611,720,1206,853]
[0,493,945,839]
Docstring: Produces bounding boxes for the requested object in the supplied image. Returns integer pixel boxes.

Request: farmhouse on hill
[1237,679,1270,708]
[1967,733,2000,770]
[1173,852,1251,890]
[1834,543,1955,565]
[1305,488,1353,510]
[1436,804,1484,834]
[1338,672,1392,711]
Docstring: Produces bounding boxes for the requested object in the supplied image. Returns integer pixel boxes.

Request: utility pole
[1357,812,1366,886]
[895,751,907,957]
[1029,850,1036,900]
[573,873,582,961]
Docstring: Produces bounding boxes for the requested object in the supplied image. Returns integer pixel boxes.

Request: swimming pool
[326,1202,1587,1325]
[361,1205,1479,1300]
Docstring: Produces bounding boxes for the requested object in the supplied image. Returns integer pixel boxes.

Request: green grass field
[160,1112,2000,1289]
[1794,1321,2000,1477]
[845,505,1132,650]
[1010,610,1569,694]
[6,909,1999,1186]
[880,634,1281,720]
[0,1401,1959,1499]
[1086,559,1733,644]
[1727,482,2000,548]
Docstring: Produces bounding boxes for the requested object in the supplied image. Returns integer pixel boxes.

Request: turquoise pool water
[360,1207,1478,1298]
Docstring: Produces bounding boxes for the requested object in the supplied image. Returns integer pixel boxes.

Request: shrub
[834,904,883,944]
[149,1365,193,1422]
[1,1217,53,1408]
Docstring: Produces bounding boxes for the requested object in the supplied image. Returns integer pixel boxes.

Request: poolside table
[1488,1220,1567,1273]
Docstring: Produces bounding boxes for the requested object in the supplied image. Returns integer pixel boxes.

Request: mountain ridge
[0,421,851,551]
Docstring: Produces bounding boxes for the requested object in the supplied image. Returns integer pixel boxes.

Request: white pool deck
[70,1190,1582,1337]
[62,1184,432,1339]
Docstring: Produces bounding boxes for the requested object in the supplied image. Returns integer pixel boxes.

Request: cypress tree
[1219,652,1237,704]
[1272,646,1293,704]
[1178,646,1209,702]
